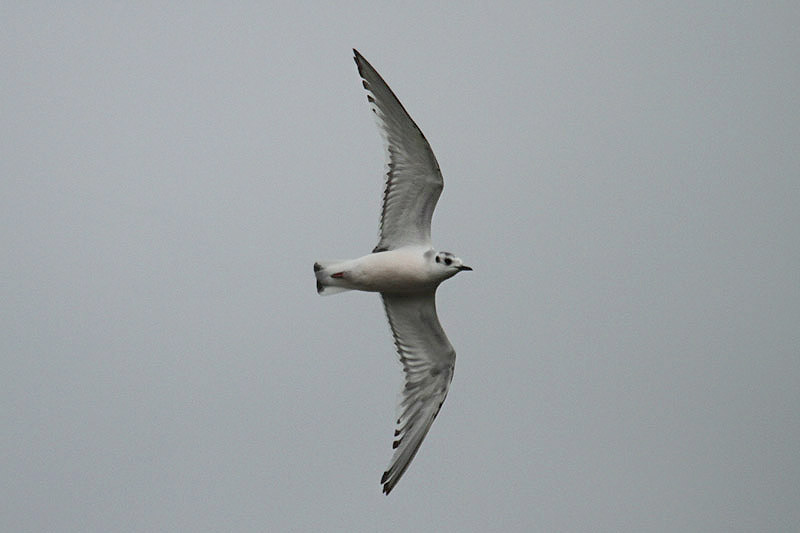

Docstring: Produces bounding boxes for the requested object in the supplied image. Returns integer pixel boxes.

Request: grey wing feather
[379,291,455,494]
[353,49,444,252]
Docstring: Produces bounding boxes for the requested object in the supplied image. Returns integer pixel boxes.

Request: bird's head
[432,251,472,279]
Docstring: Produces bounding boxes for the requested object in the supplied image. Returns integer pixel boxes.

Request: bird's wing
[379,291,456,494]
[353,49,444,252]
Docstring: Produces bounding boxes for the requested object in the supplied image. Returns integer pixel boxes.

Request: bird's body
[314,49,471,494]
[315,247,460,294]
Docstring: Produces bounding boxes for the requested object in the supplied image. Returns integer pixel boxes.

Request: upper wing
[379,291,456,494]
[353,49,444,252]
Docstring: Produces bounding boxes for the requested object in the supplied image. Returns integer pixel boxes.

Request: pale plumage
[314,50,471,494]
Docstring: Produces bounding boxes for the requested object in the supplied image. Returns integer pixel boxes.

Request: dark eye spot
[444,258,452,266]
[435,256,440,263]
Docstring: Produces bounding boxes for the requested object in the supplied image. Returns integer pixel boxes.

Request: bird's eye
[435,256,441,263]
[444,258,452,266]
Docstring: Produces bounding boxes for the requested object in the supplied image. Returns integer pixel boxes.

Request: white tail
[314,261,353,296]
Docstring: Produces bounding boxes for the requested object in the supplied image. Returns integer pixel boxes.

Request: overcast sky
[3,2,799,532]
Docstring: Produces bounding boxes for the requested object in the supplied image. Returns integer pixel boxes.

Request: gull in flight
[314,49,472,494]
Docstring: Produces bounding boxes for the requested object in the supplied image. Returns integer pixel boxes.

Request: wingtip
[381,470,393,495]
[353,50,367,77]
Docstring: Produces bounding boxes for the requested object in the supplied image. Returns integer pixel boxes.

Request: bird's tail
[313,260,352,296]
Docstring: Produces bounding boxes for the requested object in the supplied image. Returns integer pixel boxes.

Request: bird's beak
[458,265,473,271]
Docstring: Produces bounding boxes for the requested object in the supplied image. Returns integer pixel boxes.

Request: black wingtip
[381,471,393,495]
[353,49,369,77]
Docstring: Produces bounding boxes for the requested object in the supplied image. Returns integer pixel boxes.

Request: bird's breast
[351,250,435,292]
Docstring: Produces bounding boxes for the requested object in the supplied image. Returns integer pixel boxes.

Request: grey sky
[2,2,799,532]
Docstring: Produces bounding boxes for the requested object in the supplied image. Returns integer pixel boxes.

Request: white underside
[316,246,440,294]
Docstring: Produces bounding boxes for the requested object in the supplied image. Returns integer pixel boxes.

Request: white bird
[314,49,472,495]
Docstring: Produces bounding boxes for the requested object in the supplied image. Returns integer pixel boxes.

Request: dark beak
[458,265,473,271]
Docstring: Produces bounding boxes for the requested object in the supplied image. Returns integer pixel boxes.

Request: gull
[314,49,472,495]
